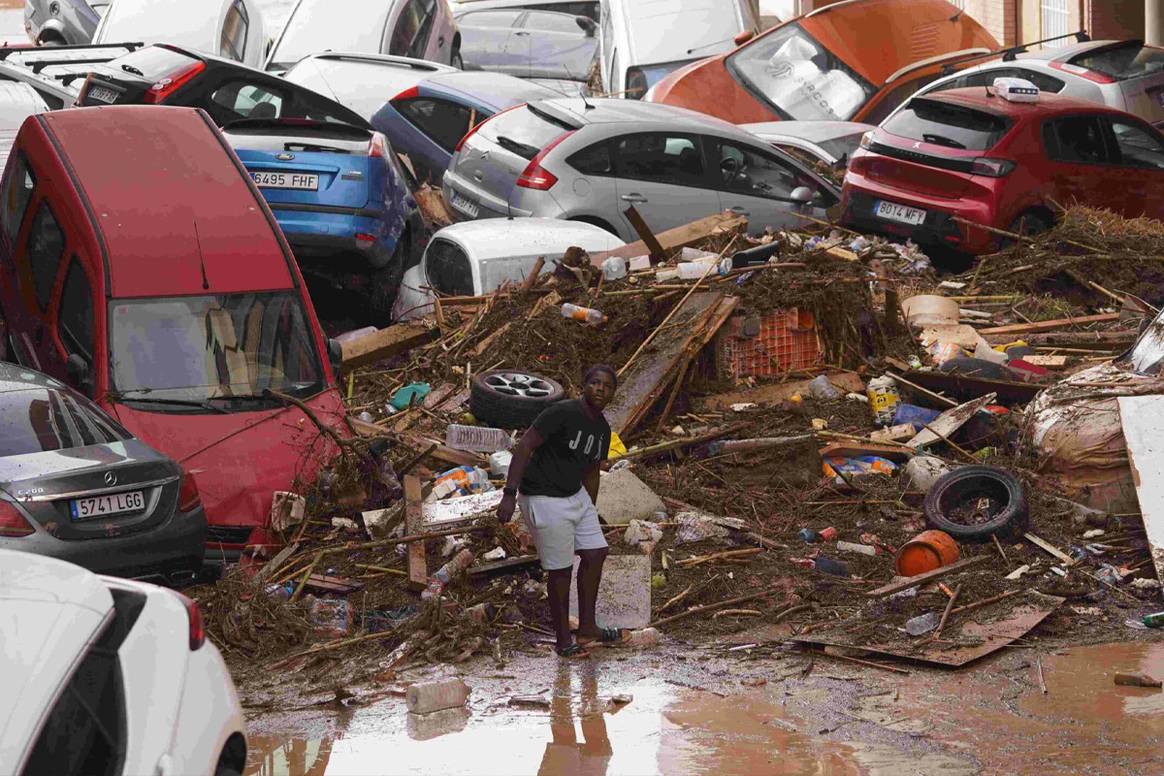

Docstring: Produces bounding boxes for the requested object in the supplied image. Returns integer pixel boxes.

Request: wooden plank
[891,369,1040,407]
[907,393,997,449]
[340,324,436,370]
[864,556,987,597]
[1116,395,1164,590]
[1022,532,1076,567]
[467,554,540,577]
[589,212,747,266]
[978,312,1120,336]
[623,205,665,260]
[401,434,486,467]
[1020,355,1069,367]
[404,474,427,591]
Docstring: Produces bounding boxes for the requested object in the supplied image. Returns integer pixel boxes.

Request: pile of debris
[192,207,1164,697]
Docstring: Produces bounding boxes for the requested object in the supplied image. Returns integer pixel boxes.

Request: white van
[599,0,758,99]
[93,0,267,69]
[394,218,624,320]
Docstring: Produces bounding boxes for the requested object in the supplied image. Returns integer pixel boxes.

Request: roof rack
[936,30,1091,76]
[0,41,143,61]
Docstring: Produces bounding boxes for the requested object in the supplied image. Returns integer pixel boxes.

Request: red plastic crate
[717,308,823,379]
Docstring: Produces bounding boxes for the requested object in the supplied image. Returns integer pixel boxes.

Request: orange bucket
[895,530,960,577]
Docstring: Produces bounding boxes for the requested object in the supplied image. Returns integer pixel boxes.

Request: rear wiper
[921,133,966,149]
[285,143,350,154]
[115,395,228,414]
[495,135,541,158]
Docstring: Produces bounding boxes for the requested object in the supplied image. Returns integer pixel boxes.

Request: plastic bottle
[798,526,837,543]
[432,466,494,499]
[406,678,471,714]
[866,375,901,427]
[1144,611,1164,628]
[560,302,607,325]
[623,627,660,648]
[808,375,841,400]
[421,549,475,601]
[678,261,715,280]
[602,256,627,281]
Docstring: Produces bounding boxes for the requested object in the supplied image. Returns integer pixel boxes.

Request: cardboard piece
[568,554,651,629]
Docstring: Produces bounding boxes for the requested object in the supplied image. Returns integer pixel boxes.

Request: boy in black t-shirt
[498,364,626,658]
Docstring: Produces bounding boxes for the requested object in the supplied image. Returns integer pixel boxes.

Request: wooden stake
[404,475,427,591]
[650,587,789,628]
[618,259,717,378]
[932,583,961,641]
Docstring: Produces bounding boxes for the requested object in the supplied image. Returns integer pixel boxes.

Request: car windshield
[269,0,388,69]
[726,23,874,121]
[815,131,866,163]
[0,383,129,456]
[478,104,574,160]
[1069,43,1164,82]
[882,99,1011,151]
[109,292,324,409]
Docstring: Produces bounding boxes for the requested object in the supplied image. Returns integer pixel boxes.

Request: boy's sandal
[577,627,630,647]
[555,643,591,659]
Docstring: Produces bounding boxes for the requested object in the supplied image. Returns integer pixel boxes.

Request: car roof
[536,96,753,136]
[741,120,873,142]
[432,217,624,257]
[1015,38,1142,64]
[423,70,563,109]
[97,0,229,46]
[0,361,66,392]
[38,106,295,298]
[0,550,113,771]
[617,0,744,66]
[0,82,47,171]
[282,52,455,118]
[917,86,1129,118]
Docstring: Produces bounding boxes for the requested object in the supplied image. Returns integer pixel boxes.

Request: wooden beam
[1023,532,1076,566]
[340,324,436,370]
[589,212,747,266]
[622,205,666,260]
[404,474,427,591]
[864,556,987,597]
[977,313,1121,336]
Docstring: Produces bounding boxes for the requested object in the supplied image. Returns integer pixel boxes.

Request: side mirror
[733,30,755,46]
[65,354,92,393]
[576,16,597,37]
[326,338,343,377]
[790,186,814,205]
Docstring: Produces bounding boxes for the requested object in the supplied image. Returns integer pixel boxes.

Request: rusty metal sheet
[791,592,1064,668]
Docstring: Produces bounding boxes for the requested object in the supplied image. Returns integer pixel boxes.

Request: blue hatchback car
[224,119,422,322]
[372,70,565,185]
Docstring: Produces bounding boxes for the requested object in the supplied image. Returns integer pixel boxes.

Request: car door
[455,10,522,72]
[612,132,719,239]
[1041,115,1121,213]
[0,151,41,367]
[1104,116,1164,219]
[562,139,618,227]
[386,0,439,62]
[19,199,68,378]
[54,257,98,397]
[707,136,833,233]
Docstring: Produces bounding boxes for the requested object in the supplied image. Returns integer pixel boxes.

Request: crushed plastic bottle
[561,303,607,325]
[904,611,940,636]
[421,549,475,601]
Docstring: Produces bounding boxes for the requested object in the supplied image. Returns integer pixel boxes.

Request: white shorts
[519,488,608,571]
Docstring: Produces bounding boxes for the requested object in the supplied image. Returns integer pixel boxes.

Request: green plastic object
[390,382,431,411]
[1144,611,1164,628]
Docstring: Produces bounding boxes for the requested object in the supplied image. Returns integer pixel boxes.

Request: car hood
[109,390,347,529]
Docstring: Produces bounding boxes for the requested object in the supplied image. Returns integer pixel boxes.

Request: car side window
[28,203,65,311]
[220,0,250,62]
[568,142,613,176]
[460,9,522,27]
[397,97,474,153]
[58,258,94,363]
[209,81,285,122]
[613,133,705,186]
[425,239,474,296]
[862,75,942,126]
[523,10,584,33]
[2,152,35,241]
[388,0,435,59]
[713,140,809,201]
[1109,120,1164,170]
[1043,116,1110,164]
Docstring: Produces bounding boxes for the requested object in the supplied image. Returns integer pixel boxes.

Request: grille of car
[205,526,254,544]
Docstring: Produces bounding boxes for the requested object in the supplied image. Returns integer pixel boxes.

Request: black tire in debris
[923,465,1029,543]
[470,370,565,429]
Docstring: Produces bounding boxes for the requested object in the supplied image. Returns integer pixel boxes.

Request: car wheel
[568,216,619,237]
[369,236,408,325]
[470,370,565,428]
[1002,211,1052,247]
[923,465,1029,543]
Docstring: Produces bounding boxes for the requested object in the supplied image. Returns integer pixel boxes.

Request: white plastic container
[488,450,513,477]
[602,256,627,280]
[677,261,715,280]
[406,678,471,714]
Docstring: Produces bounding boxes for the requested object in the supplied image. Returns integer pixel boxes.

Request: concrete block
[569,554,651,629]
[595,468,664,523]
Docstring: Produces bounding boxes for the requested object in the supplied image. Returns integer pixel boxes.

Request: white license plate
[875,200,927,226]
[449,191,480,219]
[71,490,145,520]
[250,171,319,190]
[87,85,118,104]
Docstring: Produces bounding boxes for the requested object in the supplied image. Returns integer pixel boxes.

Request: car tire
[470,370,565,428]
[1002,211,1052,247]
[568,216,620,237]
[369,236,408,325]
[923,465,1029,543]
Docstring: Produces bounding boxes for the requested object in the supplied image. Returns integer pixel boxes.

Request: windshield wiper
[495,135,541,159]
[115,395,229,414]
[921,133,966,150]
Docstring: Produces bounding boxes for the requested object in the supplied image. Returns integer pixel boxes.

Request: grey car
[0,362,206,584]
[455,7,597,81]
[443,97,839,242]
[23,0,107,45]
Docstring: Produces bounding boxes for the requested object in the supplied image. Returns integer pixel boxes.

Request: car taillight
[172,591,206,650]
[969,157,1015,177]
[454,103,521,153]
[143,60,206,104]
[178,469,201,512]
[1050,61,1115,84]
[355,233,376,249]
[0,501,33,537]
[368,131,389,158]
[391,85,419,104]
[516,130,576,190]
[859,130,874,150]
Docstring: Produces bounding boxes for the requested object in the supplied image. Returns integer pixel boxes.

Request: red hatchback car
[840,82,1164,254]
[0,105,346,566]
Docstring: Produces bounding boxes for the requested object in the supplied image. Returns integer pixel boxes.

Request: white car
[886,39,1164,129]
[394,217,623,320]
[0,550,246,776]
[93,0,267,68]
[0,83,48,170]
[598,0,758,99]
[741,120,875,166]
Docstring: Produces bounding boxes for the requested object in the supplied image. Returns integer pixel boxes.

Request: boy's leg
[575,547,608,641]
[547,566,575,652]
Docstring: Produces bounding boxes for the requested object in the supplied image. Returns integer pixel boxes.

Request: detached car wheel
[923,465,1029,543]
[470,370,564,428]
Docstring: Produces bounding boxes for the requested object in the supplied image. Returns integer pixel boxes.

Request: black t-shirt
[519,399,610,497]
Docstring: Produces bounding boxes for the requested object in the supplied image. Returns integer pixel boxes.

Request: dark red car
[840,82,1164,254]
[0,105,347,567]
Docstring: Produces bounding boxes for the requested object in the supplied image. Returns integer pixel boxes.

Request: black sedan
[0,363,205,585]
